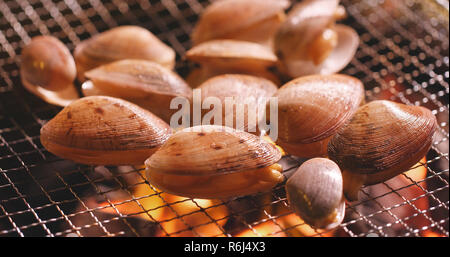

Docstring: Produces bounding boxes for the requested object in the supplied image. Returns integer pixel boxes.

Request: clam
[74,26,176,81]
[191,0,290,46]
[328,100,438,201]
[185,39,280,87]
[274,0,358,77]
[40,96,172,165]
[145,125,283,199]
[272,74,365,158]
[285,158,345,230]
[197,74,277,133]
[20,35,79,106]
[81,59,192,123]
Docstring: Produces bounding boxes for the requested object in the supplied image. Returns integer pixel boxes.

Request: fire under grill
[0,0,448,237]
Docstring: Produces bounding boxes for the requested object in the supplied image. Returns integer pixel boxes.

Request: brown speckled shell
[145,125,282,176]
[275,74,365,144]
[40,96,172,165]
[328,100,437,184]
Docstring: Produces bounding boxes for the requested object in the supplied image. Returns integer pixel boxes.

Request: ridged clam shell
[145,125,282,176]
[198,74,278,132]
[74,26,175,81]
[286,158,345,230]
[191,0,290,45]
[82,59,192,123]
[274,74,364,156]
[40,96,172,165]
[20,36,78,106]
[328,100,437,185]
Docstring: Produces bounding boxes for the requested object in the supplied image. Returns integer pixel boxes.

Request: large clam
[191,0,290,46]
[285,158,345,230]
[328,100,438,201]
[81,59,192,123]
[74,26,176,81]
[20,36,79,106]
[274,0,358,77]
[272,74,365,158]
[145,125,283,199]
[40,96,172,165]
[185,39,280,87]
[196,74,278,133]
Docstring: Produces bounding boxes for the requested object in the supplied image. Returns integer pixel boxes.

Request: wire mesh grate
[0,0,449,237]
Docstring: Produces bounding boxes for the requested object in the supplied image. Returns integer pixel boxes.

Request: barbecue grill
[0,0,448,237]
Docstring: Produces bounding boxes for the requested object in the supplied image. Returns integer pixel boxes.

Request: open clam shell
[145,125,283,199]
[273,74,365,157]
[20,35,79,106]
[74,26,175,81]
[274,0,359,77]
[286,158,345,230]
[191,0,290,46]
[40,96,172,165]
[82,59,192,123]
[328,100,438,201]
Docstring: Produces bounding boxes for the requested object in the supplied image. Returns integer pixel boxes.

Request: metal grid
[0,0,448,237]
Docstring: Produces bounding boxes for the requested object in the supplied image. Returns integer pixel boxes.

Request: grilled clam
[81,59,192,123]
[191,0,290,46]
[197,74,277,133]
[20,36,79,106]
[40,96,172,165]
[272,74,365,158]
[274,0,358,77]
[328,100,438,201]
[145,125,283,199]
[285,158,345,230]
[74,26,175,81]
[185,39,280,87]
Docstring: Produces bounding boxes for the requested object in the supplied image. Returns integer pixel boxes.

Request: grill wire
[0,0,448,237]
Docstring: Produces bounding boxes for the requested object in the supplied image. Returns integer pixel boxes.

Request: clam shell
[20,36,78,106]
[185,39,280,86]
[286,158,345,230]
[281,25,359,77]
[275,0,340,62]
[328,100,437,185]
[191,0,290,45]
[186,39,278,71]
[82,59,192,123]
[74,26,175,81]
[274,74,365,157]
[198,74,278,132]
[40,96,172,165]
[146,125,282,176]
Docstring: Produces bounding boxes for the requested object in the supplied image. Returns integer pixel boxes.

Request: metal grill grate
[0,0,448,237]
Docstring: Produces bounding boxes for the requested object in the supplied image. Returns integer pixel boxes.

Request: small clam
[191,0,290,46]
[274,0,358,77]
[81,59,192,123]
[185,39,280,87]
[328,100,438,201]
[74,26,175,81]
[40,96,172,165]
[285,158,345,230]
[20,36,79,106]
[197,74,277,133]
[272,74,365,158]
[145,125,283,199]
